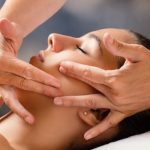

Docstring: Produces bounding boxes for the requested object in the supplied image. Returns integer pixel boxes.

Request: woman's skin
[0,28,138,150]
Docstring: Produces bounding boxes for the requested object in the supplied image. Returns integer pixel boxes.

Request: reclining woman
[0,28,150,150]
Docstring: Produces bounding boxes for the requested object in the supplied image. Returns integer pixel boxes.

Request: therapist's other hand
[0,18,61,123]
[0,85,35,124]
[54,33,150,139]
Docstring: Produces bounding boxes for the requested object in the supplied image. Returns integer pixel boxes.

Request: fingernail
[59,66,66,74]
[84,132,93,140]
[25,116,34,124]
[54,98,63,105]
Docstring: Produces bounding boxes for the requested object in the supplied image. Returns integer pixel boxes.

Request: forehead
[87,28,136,44]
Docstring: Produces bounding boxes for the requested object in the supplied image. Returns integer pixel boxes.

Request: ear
[78,109,109,127]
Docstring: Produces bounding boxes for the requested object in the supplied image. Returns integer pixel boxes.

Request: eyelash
[76,45,87,54]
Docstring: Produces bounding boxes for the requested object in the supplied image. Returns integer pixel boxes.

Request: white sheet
[93,131,150,150]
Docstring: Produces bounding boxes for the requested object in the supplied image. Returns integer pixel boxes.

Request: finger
[62,72,111,99]
[84,111,125,140]
[3,97,34,124]
[0,85,34,124]
[59,61,107,84]
[0,72,63,97]
[0,56,60,88]
[0,18,18,39]
[54,94,114,109]
[103,33,147,62]
[13,79,63,97]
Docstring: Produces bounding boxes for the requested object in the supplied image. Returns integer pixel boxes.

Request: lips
[37,50,45,62]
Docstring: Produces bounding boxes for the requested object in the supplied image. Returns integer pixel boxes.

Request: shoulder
[0,112,14,149]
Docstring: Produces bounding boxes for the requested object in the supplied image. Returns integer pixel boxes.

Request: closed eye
[76,45,87,54]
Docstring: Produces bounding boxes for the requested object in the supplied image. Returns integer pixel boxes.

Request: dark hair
[130,30,150,49]
[77,31,150,150]
[116,31,150,140]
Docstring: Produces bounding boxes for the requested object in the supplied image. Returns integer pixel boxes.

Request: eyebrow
[87,34,103,55]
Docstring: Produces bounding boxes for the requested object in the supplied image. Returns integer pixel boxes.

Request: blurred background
[0,0,150,115]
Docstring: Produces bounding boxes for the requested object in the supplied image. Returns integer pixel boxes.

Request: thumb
[103,33,147,62]
[84,111,125,140]
[0,18,20,40]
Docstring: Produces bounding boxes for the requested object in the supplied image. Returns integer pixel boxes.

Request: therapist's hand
[0,18,62,124]
[54,33,150,139]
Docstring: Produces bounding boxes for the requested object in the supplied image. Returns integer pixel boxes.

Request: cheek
[43,52,97,95]
[31,51,98,96]
[59,74,96,96]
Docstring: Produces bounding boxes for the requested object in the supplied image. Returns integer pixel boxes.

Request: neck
[0,89,83,150]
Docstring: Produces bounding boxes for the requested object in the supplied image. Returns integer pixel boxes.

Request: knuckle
[19,109,28,118]
[85,98,97,109]
[18,78,26,89]
[83,67,92,78]
[41,88,48,95]
[108,119,117,127]
[105,71,126,90]
[105,70,120,87]
[70,63,76,72]
[63,99,72,106]
[21,66,32,79]
[36,84,46,94]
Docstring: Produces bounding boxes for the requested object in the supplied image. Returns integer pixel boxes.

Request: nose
[48,33,79,52]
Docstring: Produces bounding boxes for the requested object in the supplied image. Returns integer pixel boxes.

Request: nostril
[49,38,53,45]
[49,39,53,50]
[48,33,63,52]
[48,35,55,50]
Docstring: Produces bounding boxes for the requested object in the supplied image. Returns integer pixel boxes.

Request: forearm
[0,0,66,38]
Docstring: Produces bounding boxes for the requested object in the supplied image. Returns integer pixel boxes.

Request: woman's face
[27,28,137,148]
[30,28,135,96]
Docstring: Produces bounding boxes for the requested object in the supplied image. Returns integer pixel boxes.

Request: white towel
[93,132,150,150]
